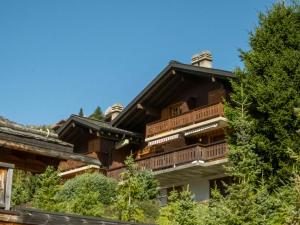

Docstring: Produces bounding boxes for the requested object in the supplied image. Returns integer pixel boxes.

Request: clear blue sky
[0,0,275,125]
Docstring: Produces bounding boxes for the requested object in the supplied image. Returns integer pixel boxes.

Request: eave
[112,61,234,130]
[57,115,143,144]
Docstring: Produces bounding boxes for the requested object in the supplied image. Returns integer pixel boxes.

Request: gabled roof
[57,115,142,141]
[112,61,234,130]
[0,116,101,166]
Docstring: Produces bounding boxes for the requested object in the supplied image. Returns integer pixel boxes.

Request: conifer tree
[78,108,84,117]
[89,106,104,121]
[227,2,300,188]
[114,155,159,222]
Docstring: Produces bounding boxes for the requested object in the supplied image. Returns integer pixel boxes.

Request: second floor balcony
[107,141,228,180]
[145,103,224,138]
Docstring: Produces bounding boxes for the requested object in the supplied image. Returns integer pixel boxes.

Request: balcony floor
[154,158,228,187]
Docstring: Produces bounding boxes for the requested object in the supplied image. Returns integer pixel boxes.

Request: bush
[55,172,117,205]
[31,166,61,211]
[12,170,38,206]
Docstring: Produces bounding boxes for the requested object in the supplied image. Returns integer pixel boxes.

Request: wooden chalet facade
[0,117,101,173]
[57,51,235,203]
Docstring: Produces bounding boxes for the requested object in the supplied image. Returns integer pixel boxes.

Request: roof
[0,116,72,148]
[112,61,234,129]
[0,208,152,225]
[0,116,101,166]
[57,115,142,141]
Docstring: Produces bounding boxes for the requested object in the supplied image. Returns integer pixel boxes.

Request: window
[170,104,182,117]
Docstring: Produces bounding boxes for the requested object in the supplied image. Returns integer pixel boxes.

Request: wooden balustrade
[107,142,228,180]
[146,103,224,138]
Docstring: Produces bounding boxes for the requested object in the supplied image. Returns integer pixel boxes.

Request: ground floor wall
[158,173,227,205]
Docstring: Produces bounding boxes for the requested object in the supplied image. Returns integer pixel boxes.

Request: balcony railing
[145,103,224,138]
[107,142,228,180]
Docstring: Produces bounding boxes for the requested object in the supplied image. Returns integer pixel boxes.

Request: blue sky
[0,0,275,125]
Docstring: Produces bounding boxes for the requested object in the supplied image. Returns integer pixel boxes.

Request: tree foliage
[31,166,61,211]
[205,2,300,224]
[234,1,300,187]
[78,107,84,116]
[54,172,117,216]
[89,106,104,121]
[158,187,205,225]
[114,155,159,222]
[12,170,38,206]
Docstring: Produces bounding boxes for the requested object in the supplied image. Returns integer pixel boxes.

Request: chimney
[191,50,212,68]
[104,103,124,122]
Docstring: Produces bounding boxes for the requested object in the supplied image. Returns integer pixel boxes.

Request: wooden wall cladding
[208,89,226,105]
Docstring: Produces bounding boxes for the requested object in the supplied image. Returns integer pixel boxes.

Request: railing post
[0,162,14,211]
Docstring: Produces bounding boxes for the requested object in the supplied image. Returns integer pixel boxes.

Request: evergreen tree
[227,1,300,188]
[158,187,203,225]
[114,155,159,222]
[201,3,300,225]
[32,167,61,211]
[78,107,84,117]
[89,106,104,121]
[12,170,38,206]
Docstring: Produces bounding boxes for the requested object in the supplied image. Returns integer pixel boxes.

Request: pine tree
[158,187,202,225]
[78,108,84,117]
[227,2,300,188]
[32,167,61,211]
[89,106,104,121]
[114,155,159,222]
[201,3,300,224]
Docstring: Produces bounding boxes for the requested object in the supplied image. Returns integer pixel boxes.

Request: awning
[184,123,219,136]
[148,134,181,146]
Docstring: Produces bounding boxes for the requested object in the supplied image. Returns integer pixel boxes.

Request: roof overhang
[57,115,142,144]
[112,61,234,131]
[0,129,101,166]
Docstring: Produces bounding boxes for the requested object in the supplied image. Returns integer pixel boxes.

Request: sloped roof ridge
[0,116,58,138]
[0,116,72,147]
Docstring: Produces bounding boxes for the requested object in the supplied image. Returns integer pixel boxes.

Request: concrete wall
[158,174,226,205]
[189,178,210,201]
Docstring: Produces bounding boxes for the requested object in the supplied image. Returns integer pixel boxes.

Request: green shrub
[32,166,61,211]
[12,170,38,206]
[55,172,117,205]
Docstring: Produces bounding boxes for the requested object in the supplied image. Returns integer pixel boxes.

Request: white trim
[148,134,180,146]
[145,117,228,142]
[59,165,100,177]
[184,123,218,136]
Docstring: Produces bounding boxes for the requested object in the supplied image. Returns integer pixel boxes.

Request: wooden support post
[5,168,13,210]
[0,162,14,211]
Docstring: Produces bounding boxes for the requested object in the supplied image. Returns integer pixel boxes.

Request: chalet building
[0,117,100,173]
[57,51,234,203]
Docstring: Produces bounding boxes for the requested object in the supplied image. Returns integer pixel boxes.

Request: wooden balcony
[146,103,224,138]
[107,142,228,180]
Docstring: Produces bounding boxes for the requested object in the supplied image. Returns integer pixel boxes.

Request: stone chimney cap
[105,103,124,116]
[191,50,213,68]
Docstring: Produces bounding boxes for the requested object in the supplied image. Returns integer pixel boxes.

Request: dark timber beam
[136,103,159,117]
